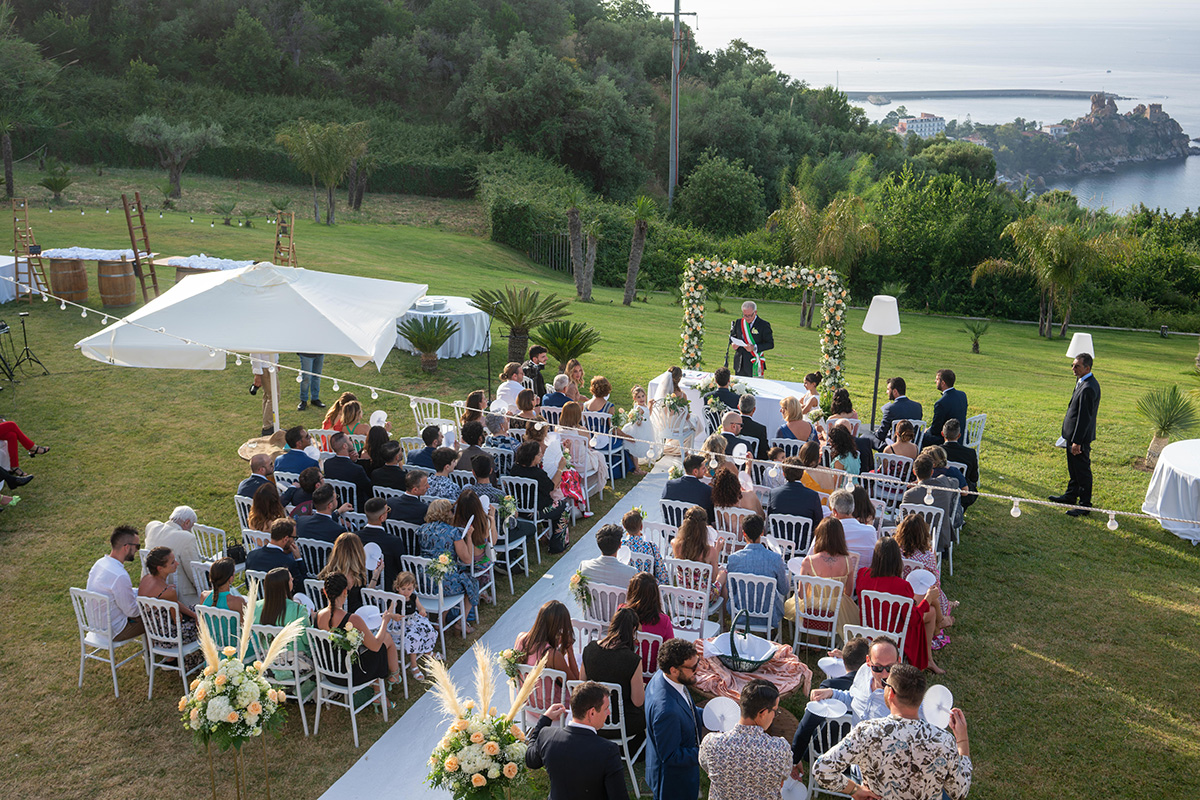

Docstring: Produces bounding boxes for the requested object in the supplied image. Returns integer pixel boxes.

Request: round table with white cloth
[395,295,489,359]
[1142,438,1200,544]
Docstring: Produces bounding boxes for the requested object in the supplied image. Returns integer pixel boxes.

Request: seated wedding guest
[512,389,539,431]
[282,466,322,516]
[621,510,667,584]
[390,571,437,682]
[248,483,289,533]
[325,432,373,511]
[321,392,358,431]
[719,410,758,458]
[661,453,715,524]
[814,664,971,800]
[542,373,573,408]
[583,375,639,476]
[825,388,860,432]
[246,518,308,588]
[940,419,979,508]
[624,572,674,673]
[484,413,522,452]
[901,454,959,554]
[872,377,923,451]
[726,516,788,628]
[787,517,860,635]
[623,385,656,463]
[738,395,770,461]
[700,679,792,800]
[828,488,876,571]
[851,484,878,532]
[370,441,408,492]
[385,470,431,524]
[358,425,391,477]
[427,447,462,501]
[461,390,487,428]
[138,546,204,671]
[564,358,585,402]
[710,367,741,409]
[406,425,442,469]
[581,607,646,744]
[580,523,639,588]
[524,682,630,800]
[145,505,204,608]
[894,513,956,649]
[699,433,730,477]
[320,531,379,612]
[883,419,920,460]
[330,400,366,437]
[417,498,480,631]
[925,444,967,493]
[515,599,580,685]
[777,395,819,443]
[275,426,320,474]
[799,440,836,498]
[238,453,274,498]
[0,415,49,479]
[508,440,570,554]
[788,636,871,777]
[672,506,726,602]
[766,456,823,533]
[521,415,550,457]
[87,526,145,641]
[315,572,402,690]
[254,567,309,668]
[855,537,940,673]
[496,362,526,410]
[358,498,406,590]
[712,465,764,520]
[760,446,788,489]
[453,487,499,604]
[799,372,822,416]
[199,557,245,646]
[523,345,549,398]
[828,424,861,481]
[455,421,490,476]
[559,402,607,508]
[469,454,539,549]
[294,484,349,544]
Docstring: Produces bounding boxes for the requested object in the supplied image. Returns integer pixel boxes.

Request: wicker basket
[715,610,775,673]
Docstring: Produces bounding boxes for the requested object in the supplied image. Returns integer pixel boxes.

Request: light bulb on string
[159,212,163,218]
[268,365,275,373]
[59,300,66,310]
[80,309,87,318]
[208,349,216,358]
[296,372,304,383]
[48,207,52,214]
[235,356,242,366]
[409,398,416,408]
[923,487,935,505]
[189,217,194,223]
[1107,513,1119,531]
[535,422,545,431]
[80,209,85,216]
[1010,499,1021,518]
[371,388,379,400]
[211,221,215,228]
[768,467,780,478]
[157,327,165,333]
[42,294,48,302]
[105,208,110,214]
[709,457,719,469]
[101,316,109,325]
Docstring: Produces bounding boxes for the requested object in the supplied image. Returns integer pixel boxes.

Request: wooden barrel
[47,258,88,304]
[97,258,136,308]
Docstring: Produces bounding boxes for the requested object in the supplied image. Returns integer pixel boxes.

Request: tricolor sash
[740,318,765,377]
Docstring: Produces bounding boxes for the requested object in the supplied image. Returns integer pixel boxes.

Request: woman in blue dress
[775,395,819,442]
[416,497,480,632]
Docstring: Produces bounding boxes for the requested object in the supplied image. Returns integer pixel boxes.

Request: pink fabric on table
[693,640,812,701]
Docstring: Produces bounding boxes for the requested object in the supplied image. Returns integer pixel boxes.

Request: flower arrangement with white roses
[662,394,691,415]
[427,551,456,581]
[612,406,645,429]
[679,258,847,389]
[569,568,591,610]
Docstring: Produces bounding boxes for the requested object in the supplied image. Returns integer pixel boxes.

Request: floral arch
[679,258,848,388]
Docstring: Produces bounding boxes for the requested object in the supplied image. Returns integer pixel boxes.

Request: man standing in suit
[1052,352,1100,517]
[645,638,704,800]
[765,457,823,535]
[872,377,923,450]
[406,425,442,470]
[729,301,774,378]
[710,367,741,409]
[324,432,372,511]
[924,369,968,448]
[525,681,630,800]
[579,524,639,588]
[661,454,715,524]
[738,395,770,461]
[294,484,347,543]
[386,470,431,524]
[357,498,406,589]
[238,454,274,498]
[940,419,979,508]
[245,517,308,588]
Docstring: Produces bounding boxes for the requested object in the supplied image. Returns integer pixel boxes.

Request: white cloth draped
[1142,438,1200,543]
[395,295,489,359]
[646,369,811,445]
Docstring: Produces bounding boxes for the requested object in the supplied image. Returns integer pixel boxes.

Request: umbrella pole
[271,360,281,432]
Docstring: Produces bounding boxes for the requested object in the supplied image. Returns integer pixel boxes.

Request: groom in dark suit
[525,682,630,800]
[872,377,923,450]
[1051,353,1100,517]
[661,454,715,524]
[729,301,774,377]
[924,368,968,448]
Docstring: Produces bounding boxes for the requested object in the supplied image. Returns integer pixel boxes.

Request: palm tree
[622,196,656,306]
[565,187,586,300]
[276,119,370,225]
[973,216,1055,337]
[397,316,461,373]
[530,321,603,373]
[580,218,600,303]
[471,287,572,364]
[1136,384,1199,469]
[960,320,990,354]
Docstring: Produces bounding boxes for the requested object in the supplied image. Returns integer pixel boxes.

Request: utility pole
[657,1,696,210]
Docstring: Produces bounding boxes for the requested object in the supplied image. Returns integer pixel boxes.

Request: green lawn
[2,164,1198,799]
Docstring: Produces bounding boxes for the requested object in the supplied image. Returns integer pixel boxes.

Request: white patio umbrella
[76,262,428,430]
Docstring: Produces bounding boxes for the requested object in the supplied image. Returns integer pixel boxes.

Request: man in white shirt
[145,505,205,608]
[496,362,526,411]
[829,488,877,571]
[86,525,144,641]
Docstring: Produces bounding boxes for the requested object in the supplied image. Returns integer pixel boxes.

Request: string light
[924,487,935,505]
[48,207,53,214]
[159,212,163,218]
[106,208,110,214]
[208,349,216,357]
[80,209,85,216]
[59,300,66,310]
[333,380,340,392]
[235,356,242,366]
[1107,513,1119,531]
[296,372,304,383]
[80,309,87,318]
[211,221,215,227]
[101,316,109,325]
[371,388,379,400]
[1010,499,1021,518]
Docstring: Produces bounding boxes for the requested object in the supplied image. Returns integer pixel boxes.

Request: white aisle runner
[319,466,672,799]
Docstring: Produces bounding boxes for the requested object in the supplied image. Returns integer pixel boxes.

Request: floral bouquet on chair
[668,464,684,480]
[498,648,526,682]
[663,394,691,415]
[328,625,364,666]
[427,552,456,582]
[569,569,591,611]
[498,495,518,530]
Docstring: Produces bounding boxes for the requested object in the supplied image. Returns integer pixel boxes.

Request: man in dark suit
[406,425,442,470]
[245,518,308,588]
[789,636,869,776]
[371,441,408,492]
[357,498,406,589]
[738,394,770,461]
[661,454,715,524]
[542,373,572,408]
[324,432,373,511]
[274,426,320,474]
[1051,352,1101,517]
[940,419,979,508]
[729,300,774,378]
[525,681,630,800]
[872,377,924,450]
[924,368,968,448]
[645,638,703,800]
[718,410,758,458]
[237,454,273,498]
[710,367,741,410]
[766,457,824,534]
[522,345,549,398]
[385,470,431,525]
[294,484,348,543]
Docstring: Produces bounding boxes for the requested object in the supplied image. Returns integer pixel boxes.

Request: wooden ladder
[10,198,49,302]
[273,211,296,266]
[120,192,159,302]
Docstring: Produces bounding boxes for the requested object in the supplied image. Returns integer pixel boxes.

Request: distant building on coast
[1041,123,1069,139]
[895,112,946,138]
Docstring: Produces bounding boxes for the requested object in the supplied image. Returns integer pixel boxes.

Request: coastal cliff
[1068,93,1193,173]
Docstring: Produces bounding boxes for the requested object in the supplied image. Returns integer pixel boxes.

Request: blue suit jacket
[766,481,823,536]
[274,448,319,475]
[237,474,270,499]
[645,672,703,800]
[542,391,572,408]
[406,446,436,469]
[926,387,968,446]
[661,476,714,525]
[872,395,923,449]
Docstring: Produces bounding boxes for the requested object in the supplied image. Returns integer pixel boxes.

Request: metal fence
[528,233,573,274]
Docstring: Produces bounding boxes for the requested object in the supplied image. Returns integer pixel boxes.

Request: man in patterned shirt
[699,678,793,800]
[814,664,972,800]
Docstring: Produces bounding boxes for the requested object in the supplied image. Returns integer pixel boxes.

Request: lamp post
[1066,332,1094,359]
[862,295,902,428]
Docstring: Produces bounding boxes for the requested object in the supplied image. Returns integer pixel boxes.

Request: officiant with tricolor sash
[728,301,774,378]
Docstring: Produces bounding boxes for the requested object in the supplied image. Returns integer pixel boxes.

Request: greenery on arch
[679,258,848,388]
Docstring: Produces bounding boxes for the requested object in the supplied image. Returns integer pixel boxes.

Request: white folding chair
[472,544,497,605]
[244,569,268,598]
[195,604,241,651]
[642,522,675,559]
[297,538,334,575]
[500,475,545,564]
[664,557,723,625]
[626,550,656,575]
[562,430,602,509]
[340,511,368,531]
[302,578,326,611]
[659,584,718,640]
[566,680,647,796]
[635,631,664,681]
[659,499,693,527]
[870,453,913,518]
[411,397,444,433]
[581,409,623,489]
[905,419,928,446]
[403,555,467,659]
[249,623,316,735]
[307,627,387,747]
[360,587,408,699]
[137,596,203,698]
[324,478,357,511]
[764,535,797,562]
[859,590,913,659]
[964,413,986,455]
[193,524,227,562]
[275,471,301,490]
[792,574,843,652]
[768,514,815,556]
[768,437,803,459]
[516,663,568,730]
[808,714,855,799]
[539,406,562,427]
[714,506,758,540]
[384,519,421,556]
[234,495,252,529]
[242,528,271,551]
[727,572,782,641]
[138,548,150,577]
[481,445,514,477]
[396,437,424,457]
[346,433,368,455]
[450,470,474,491]
[373,485,405,501]
[571,618,605,664]
[71,588,146,698]
[493,519,530,594]
[309,428,335,452]
[583,582,627,623]
[898,502,947,571]
[191,560,214,596]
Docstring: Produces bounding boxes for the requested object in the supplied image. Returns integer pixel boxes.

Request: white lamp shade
[1066,332,1094,358]
[862,295,902,336]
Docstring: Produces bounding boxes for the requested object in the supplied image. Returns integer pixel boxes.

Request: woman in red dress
[854,537,944,674]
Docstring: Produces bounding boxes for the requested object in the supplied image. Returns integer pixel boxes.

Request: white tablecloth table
[395,295,489,359]
[1142,438,1200,544]
[646,369,809,441]
[0,257,15,303]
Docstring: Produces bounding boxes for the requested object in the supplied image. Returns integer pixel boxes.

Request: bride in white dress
[650,366,699,456]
